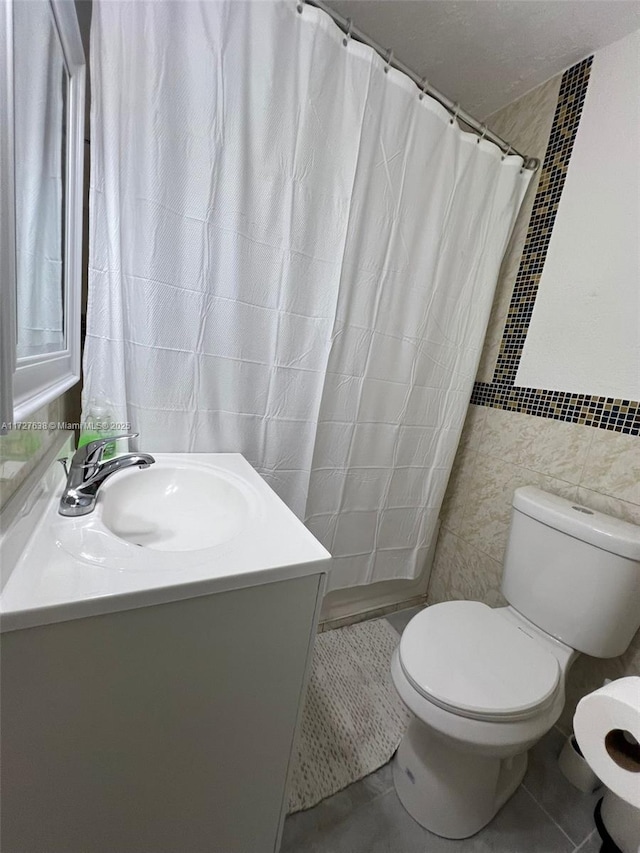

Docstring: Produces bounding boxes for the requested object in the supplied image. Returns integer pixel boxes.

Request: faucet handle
[74,433,139,468]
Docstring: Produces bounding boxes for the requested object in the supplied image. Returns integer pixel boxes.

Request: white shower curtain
[84,0,530,589]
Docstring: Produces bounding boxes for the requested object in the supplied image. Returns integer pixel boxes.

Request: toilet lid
[399,601,561,722]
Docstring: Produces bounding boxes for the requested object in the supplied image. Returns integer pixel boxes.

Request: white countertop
[0,453,330,632]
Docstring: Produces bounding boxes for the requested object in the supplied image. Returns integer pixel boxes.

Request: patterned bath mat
[287,618,411,814]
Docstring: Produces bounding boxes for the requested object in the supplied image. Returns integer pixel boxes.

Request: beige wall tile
[476,320,505,385]
[478,410,593,485]
[576,487,640,526]
[485,75,564,154]
[438,447,478,536]
[525,419,594,485]
[427,528,460,605]
[580,430,640,505]
[429,528,502,606]
[439,404,486,535]
[458,453,578,562]
[457,404,487,453]
[457,453,516,562]
[477,408,546,466]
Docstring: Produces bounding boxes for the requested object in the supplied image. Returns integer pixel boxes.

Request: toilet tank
[502,487,640,658]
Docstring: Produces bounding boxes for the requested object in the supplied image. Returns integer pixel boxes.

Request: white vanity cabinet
[0,451,330,852]
[2,575,324,853]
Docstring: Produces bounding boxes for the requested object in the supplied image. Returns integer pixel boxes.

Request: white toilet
[391,486,640,839]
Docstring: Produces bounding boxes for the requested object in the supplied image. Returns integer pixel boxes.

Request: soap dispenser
[78,401,117,459]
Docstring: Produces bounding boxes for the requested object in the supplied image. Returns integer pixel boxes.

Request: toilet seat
[399,601,561,722]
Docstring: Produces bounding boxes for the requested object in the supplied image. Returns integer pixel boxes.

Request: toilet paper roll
[574,676,640,809]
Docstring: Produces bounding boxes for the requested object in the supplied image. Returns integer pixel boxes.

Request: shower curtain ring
[343,18,353,46]
[477,123,487,144]
[450,103,460,125]
[502,144,513,161]
[296,0,304,13]
[419,78,429,101]
[384,49,393,73]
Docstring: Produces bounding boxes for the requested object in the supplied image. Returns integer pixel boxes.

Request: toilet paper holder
[558,733,602,794]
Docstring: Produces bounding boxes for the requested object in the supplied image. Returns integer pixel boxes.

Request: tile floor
[282,607,603,853]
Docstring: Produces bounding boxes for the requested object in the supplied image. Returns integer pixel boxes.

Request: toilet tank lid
[512,487,640,560]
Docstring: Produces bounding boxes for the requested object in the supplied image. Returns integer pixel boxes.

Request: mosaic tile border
[471,57,640,436]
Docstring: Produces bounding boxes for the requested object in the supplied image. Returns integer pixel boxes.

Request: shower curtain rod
[303,0,541,172]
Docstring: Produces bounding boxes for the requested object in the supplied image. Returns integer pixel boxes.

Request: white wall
[516,30,640,399]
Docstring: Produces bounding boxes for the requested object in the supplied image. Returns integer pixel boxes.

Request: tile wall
[428,63,640,731]
[473,57,638,434]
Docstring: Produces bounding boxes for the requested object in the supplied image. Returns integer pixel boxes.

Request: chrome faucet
[58,433,155,517]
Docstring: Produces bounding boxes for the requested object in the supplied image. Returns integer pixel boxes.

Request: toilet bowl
[391,487,640,839]
[391,601,575,839]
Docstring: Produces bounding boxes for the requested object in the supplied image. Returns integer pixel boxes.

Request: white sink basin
[100,463,250,551]
[0,452,331,632]
[51,456,263,571]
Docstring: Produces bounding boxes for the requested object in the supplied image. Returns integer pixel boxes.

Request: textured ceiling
[327,0,640,118]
